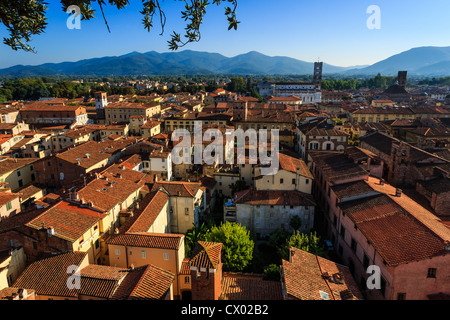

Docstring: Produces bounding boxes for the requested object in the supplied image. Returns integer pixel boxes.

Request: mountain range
[1,46,450,77]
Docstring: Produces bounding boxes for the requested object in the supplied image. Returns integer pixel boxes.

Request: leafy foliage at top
[0,0,239,53]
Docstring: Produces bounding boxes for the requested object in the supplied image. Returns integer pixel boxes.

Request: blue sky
[0,0,449,69]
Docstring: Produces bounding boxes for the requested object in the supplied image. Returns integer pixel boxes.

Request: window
[115,249,121,255]
[141,250,146,259]
[95,239,99,249]
[163,253,169,260]
[427,268,437,278]
[32,241,37,250]
[6,202,12,211]
[17,171,21,177]
[184,276,190,284]
[351,238,357,253]
[292,178,296,185]
[280,178,284,184]
[306,179,309,184]
[340,225,346,239]
[397,293,407,300]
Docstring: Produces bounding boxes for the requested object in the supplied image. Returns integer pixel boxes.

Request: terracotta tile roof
[0,157,38,175]
[281,247,363,300]
[234,189,316,207]
[77,171,145,212]
[339,187,449,266]
[26,201,104,242]
[0,192,20,206]
[309,152,368,183]
[112,265,175,300]
[331,180,377,200]
[56,137,138,169]
[107,233,183,250]
[278,152,313,178]
[366,176,450,242]
[180,258,191,275]
[119,190,170,233]
[12,252,88,298]
[152,181,202,198]
[189,241,222,269]
[220,273,283,300]
[78,265,128,299]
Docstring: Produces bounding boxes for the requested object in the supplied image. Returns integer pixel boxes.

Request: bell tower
[313,62,323,90]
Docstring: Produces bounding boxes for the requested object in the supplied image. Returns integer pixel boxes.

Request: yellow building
[25,200,105,264]
[107,233,185,299]
[0,157,39,191]
[350,106,415,123]
[105,102,161,125]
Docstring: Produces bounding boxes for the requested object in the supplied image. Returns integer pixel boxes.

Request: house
[20,103,88,127]
[34,136,140,188]
[0,190,21,220]
[253,152,314,194]
[107,233,184,299]
[0,247,27,291]
[104,102,161,125]
[232,189,316,236]
[296,118,348,162]
[24,200,106,264]
[11,251,175,300]
[0,157,39,191]
[281,247,363,300]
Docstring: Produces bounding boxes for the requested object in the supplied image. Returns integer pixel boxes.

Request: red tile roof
[119,190,170,233]
[26,201,105,242]
[112,264,175,300]
[189,241,222,269]
[220,273,283,300]
[12,252,88,298]
[281,247,363,300]
[234,189,316,207]
[151,181,202,198]
[107,232,183,250]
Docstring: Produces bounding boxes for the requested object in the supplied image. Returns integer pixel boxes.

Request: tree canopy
[204,221,254,272]
[0,0,239,53]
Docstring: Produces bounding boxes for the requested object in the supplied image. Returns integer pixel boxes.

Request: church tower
[313,62,323,90]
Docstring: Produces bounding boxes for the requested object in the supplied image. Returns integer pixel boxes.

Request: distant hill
[0,50,347,77]
[343,46,450,76]
[1,46,450,77]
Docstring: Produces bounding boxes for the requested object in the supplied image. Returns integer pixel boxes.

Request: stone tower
[189,241,223,300]
[94,91,108,110]
[313,62,323,90]
[398,71,407,89]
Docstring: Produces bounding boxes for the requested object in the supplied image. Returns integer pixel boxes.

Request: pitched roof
[25,201,104,242]
[189,241,222,269]
[106,233,183,250]
[119,190,169,233]
[12,252,88,298]
[278,152,313,178]
[111,264,175,300]
[309,152,368,183]
[281,247,363,300]
[331,179,377,200]
[220,273,283,300]
[234,189,316,207]
[151,181,202,198]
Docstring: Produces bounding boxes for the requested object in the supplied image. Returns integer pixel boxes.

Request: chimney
[47,226,55,235]
[114,227,119,234]
[395,188,402,197]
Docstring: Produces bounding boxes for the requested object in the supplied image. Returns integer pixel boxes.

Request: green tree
[280,231,327,259]
[0,1,239,53]
[205,221,254,272]
[289,215,302,232]
[227,77,246,93]
[263,264,280,281]
[185,222,211,258]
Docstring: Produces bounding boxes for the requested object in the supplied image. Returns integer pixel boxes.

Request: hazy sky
[0,0,449,69]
